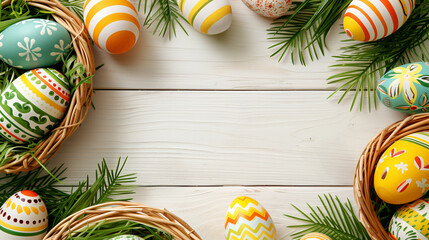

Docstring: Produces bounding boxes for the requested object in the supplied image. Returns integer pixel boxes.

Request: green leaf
[286,194,371,240]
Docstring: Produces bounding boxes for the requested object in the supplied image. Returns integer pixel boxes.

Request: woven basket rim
[354,112,429,240]
[43,201,202,240]
[0,0,94,174]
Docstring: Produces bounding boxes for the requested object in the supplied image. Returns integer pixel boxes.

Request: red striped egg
[344,0,415,41]
[83,0,140,54]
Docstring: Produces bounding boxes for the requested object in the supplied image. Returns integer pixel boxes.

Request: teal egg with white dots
[107,235,144,240]
[0,18,72,69]
[0,68,71,144]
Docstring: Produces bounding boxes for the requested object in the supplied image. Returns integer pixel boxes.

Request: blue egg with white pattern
[0,18,72,69]
[377,62,429,114]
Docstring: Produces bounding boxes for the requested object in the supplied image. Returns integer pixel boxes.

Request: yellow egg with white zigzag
[0,191,48,240]
[374,131,429,205]
[225,196,278,240]
[177,0,232,35]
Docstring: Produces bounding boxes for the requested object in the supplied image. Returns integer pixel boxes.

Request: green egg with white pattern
[0,68,71,144]
[389,198,429,240]
[106,235,144,240]
[0,18,72,69]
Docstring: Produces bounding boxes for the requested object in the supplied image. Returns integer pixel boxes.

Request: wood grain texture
[49,90,406,185]
[130,186,355,240]
[92,0,349,90]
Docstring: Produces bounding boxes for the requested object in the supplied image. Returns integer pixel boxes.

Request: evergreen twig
[286,194,371,240]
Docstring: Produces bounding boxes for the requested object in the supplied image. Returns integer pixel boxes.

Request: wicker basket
[0,0,94,173]
[354,113,429,240]
[43,201,202,240]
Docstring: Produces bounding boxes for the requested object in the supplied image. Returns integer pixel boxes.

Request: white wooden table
[50,1,407,239]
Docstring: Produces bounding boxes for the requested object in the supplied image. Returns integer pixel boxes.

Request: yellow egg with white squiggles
[374,131,429,205]
[0,191,48,240]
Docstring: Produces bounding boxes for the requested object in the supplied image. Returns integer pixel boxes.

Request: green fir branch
[58,0,86,21]
[267,0,351,65]
[286,194,370,240]
[328,0,429,111]
[50,158,136,227]
[66,220,173,240]
[143,0,188,39]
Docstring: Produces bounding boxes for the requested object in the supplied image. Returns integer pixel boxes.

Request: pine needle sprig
[328,0,429,111]
[66,220,173,240]
[50,158,136,227]
[286,194,370,240]
[143,0,188,39]
[58,0,86,20]
[267,0,351,65]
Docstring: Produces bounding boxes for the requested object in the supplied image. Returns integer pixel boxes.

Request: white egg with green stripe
[178,0,232,35]
[0,68,71,144]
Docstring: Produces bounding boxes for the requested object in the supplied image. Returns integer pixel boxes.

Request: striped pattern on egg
[83,0,140,54]
[389,198,429,240]
[225,196,278,240]
[178,0,232,35]
[0,68,70,144]
[0,191,48,239]
[344,0,415,41]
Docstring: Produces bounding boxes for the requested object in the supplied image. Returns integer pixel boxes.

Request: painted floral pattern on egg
[242,0,291,18]
[0,191,48,240]
[389,198,429,240]
[0,19,72,69]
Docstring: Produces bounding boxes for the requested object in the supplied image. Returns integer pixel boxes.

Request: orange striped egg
[301,233,332,240]
[344,0,415,41]
[0,191,48,240]
[83,0,140,54]
[178,0,232,35]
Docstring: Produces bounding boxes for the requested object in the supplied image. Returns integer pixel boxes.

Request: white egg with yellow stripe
[83,0,140,54]
[0,191,48,240]
[178,0,232,35]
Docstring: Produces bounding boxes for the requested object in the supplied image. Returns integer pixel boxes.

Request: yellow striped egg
[83,0,140,54]
[225,196,278,240]
[301,233,332,240]
[0,191,48,240]
[389,198,429,240]
[178,0,232,35]
[0,68,70,144]
[344,0,415,41]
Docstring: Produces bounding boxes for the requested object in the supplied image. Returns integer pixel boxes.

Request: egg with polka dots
[0,190,48,240]
[0,68,71,144]
[242,0,292,18]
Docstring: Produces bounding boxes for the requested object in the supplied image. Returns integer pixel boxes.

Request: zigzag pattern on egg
[344,0,415,41]
[83,0,140,54]
[225,196,278,240]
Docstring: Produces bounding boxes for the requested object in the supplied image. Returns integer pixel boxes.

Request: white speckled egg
[0,19,72,69]
[225,196,278,240]
[0,191,48,240]
[242,0,291,18]
[389,198,429,240]
[0,68,71,144]
[178,0,232,35]
[344,0,415,41]
[107,235,144,240]
[83,0,140,54]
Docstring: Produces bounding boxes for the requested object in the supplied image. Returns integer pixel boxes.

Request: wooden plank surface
[50,91,406,185]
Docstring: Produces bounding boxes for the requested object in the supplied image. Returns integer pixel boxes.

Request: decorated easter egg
[301,233,332,240]
[83,0,140,54]
[374,131,429,205]
[389,198,429,240]
[0,190,48,240]
[0,18,72,69]
[107,235,144,240]
[0,68,71,144]
[377,62,429,114]
[241,0,292,18]
[225,196,278,240]
[344,0,415,41]
[178,0,232,35]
